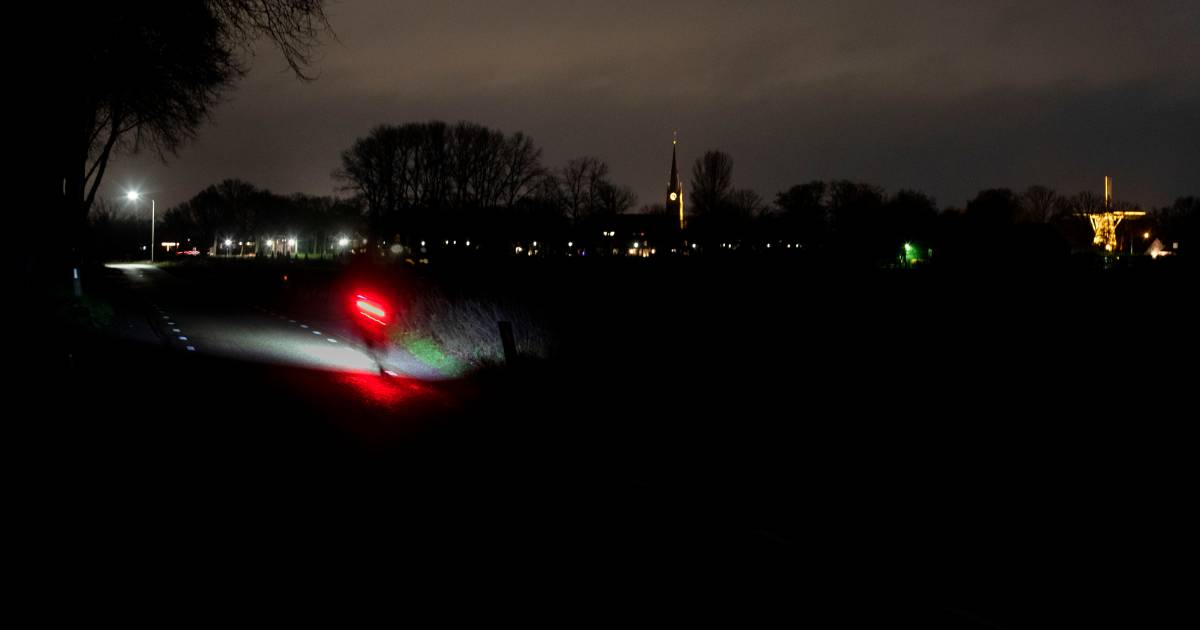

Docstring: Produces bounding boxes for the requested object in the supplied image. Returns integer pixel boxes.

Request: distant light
[338,238,349,247]
[266,240,274,247]
[126,191,140,201]
[532,241,538,247]
[1143,232,1150,239]
[420,241,426,247]
[465,240,470,247]
[288,238,297,246]
[389,244,402,254]
[224,239,232,246]
[445,240,449,245]
[633,242,639,248]
[568,241,573,247]
[515,246,524,254]
[767,244,771,248]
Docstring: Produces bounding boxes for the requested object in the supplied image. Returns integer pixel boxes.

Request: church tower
[666,133,684,230]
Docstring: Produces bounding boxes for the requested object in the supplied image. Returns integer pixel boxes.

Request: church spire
[669,137,679,191]
[666,132,684,230]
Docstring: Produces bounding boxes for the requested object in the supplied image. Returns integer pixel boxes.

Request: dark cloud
[104,0,1200,211]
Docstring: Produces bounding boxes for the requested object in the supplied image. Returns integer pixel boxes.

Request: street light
[126,190,155,263]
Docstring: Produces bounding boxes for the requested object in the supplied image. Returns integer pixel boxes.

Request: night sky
[103,0,1199,213]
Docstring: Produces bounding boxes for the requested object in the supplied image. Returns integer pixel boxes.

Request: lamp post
[126,191,155,262]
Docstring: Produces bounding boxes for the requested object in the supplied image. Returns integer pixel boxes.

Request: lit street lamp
[126,190,155,262]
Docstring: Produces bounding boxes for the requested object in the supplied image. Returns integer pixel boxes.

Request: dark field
[18,256,1195,624]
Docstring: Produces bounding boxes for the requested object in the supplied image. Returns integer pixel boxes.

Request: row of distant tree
[91,181,359,260]
[122,121,1196,263]
[118,120,641,257]
[334,121,638,242]
[682,149,1198,264]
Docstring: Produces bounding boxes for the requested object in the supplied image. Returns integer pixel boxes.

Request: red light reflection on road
[337,372,436,408]
[331,371,464,445]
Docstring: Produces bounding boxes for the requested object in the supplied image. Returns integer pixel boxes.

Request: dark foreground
[15,257,1196,625]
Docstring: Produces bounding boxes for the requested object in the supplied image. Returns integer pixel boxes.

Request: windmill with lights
[1081,176,1145,253]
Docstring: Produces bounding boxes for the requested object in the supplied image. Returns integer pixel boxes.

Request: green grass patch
[392,288,551,372]
[395,333,467,376]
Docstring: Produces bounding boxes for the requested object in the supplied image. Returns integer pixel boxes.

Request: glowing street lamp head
[338,237,350,247]
[126,191,140,202]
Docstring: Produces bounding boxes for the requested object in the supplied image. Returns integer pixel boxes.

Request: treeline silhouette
[687,149,1197,268]
[92,180,360,260]
[142,120,1198,266]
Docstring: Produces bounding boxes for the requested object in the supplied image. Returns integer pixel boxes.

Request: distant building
[1147,238,1174,259]
[594,213,678,256]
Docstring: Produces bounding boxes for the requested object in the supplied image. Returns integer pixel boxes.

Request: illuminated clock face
[670,192,678,201]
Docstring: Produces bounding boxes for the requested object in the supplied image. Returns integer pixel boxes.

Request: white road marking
[327,338,338,343]
[300,324,309,329]
[186,346,196,352]
[313,331,322,335]
[179,336,188,341]
[172,328,182,333]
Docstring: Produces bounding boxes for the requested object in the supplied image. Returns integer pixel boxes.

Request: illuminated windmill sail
[1082,176,1145,252]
